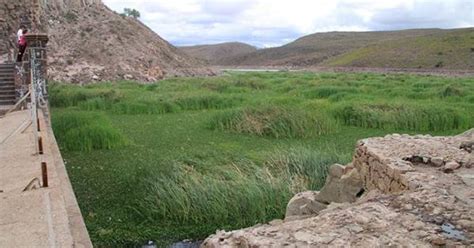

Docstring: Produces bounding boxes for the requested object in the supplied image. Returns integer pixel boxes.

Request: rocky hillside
[214,28,474,70]
[180,42,257,65]
[203,130,474,247]
[0,0,213,83]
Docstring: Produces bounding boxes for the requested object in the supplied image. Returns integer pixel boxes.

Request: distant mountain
[324,29,474,69]
[208,28,474,70]
[180,42,257,65]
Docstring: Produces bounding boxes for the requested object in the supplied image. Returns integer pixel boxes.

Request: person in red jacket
[16,28,28,62]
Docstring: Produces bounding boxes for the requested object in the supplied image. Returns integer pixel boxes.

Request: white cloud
[103,0,474,47]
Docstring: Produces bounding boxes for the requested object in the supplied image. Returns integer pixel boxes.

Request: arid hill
[214,28,474,70]
[0,0,213,83]
[180,42,257,65]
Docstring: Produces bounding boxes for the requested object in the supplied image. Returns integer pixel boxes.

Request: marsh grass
[139,148,345,227]
[334,102,471,131]
[174,94,242,110]
[49,84,122,108]
[52,111,126,151]
[50,71,474,246]
[303,86,359,99]
[209,106,336,138]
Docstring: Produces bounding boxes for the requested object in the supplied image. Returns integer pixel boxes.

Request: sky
[103,0,474,48]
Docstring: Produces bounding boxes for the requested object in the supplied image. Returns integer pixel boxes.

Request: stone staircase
[0,63,15,113]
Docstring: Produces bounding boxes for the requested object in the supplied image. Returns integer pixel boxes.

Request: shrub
[64,11,78,22]
[52,112,126,151]
[210,106,336,138]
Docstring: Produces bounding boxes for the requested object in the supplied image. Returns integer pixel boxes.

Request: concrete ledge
[42,108,93,248]
[0,109,92,247]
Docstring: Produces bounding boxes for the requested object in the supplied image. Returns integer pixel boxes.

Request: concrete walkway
[0,110,92,247]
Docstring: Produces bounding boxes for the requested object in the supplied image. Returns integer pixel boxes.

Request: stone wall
[202,130,474,247]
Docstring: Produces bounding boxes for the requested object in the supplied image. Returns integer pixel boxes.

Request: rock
[443,161,461,173]
[460,141,473,153]
[430,157,444,167]
[458,219,474,232]
[430,237,446,246]
[202,129,474,247]
[328,164,345,178]
[315,164,364,203]
[123,74,134,80]
[285,191,327,219]
[463,157,473,168]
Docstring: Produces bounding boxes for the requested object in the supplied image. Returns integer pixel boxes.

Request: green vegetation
[52,111,126,152]
[50,72,474,247]
[210,106,335,138]
[326,29,474,69]
[121,8,141,19]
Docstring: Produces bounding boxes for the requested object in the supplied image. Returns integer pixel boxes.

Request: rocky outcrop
[202,130,474,247]
[0,0,214,82]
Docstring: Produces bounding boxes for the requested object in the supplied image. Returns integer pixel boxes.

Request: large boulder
[285,191,327,220]
[315,163,364,204]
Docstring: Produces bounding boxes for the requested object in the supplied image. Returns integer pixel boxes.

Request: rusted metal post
[38,136,43,155]
[41,162,48,188]
[37,117,41,131]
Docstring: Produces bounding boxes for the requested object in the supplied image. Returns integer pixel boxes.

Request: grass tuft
[440,84,463,97]
[174,94,241,110]
[210,106,336,138]
[138,148,345,228]
[334,103,472,131]
[52,111,126,151]
[111,100,179,115]
[303,86,358,99]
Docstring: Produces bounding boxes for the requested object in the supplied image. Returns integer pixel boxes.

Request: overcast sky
[103,0,474,48]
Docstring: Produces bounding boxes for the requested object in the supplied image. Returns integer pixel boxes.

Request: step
[0,99,15,105]
[0,91,15,96]
[0,95,15,100]
[0,86,15,91]
[0,82,15,86]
